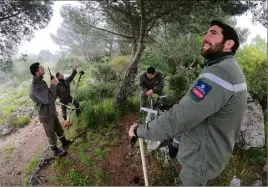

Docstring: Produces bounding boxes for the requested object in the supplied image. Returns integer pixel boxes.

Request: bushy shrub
[167,65,201,103]
[76,82,117,102]
[236,44,267,111]
[246,62,267,111]
[16,116,30,128]
[55,55,87,72]
[6,112,18,128]
[110,55,130,73]
[80,97,139,129]
[4,106,16,116]
[91,64,118,82]
[81,99,115,129]
[11,61,32,82]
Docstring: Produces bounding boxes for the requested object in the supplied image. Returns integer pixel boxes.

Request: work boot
[76,108,81,117]
[59,136,73,148]
[51,146,67,156]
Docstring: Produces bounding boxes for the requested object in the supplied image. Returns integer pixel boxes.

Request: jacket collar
[58,78,64,83]
[204,52,234,67]
[33,75,43,81]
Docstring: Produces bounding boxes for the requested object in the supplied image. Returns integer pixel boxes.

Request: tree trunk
[114,0,147,106]
[114,41,145,106]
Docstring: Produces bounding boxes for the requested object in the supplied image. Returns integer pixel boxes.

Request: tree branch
[146,0,163,36]
[91,25,132,39]
[0,10,24,22]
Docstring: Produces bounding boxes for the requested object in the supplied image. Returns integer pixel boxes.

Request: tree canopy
[0,0,53,71]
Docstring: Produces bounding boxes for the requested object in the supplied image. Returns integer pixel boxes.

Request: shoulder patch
[191,80,212,100]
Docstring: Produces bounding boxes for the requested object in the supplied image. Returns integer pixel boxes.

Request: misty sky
[18,1,267,55]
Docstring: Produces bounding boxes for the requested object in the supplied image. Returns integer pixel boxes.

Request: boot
[59,136,73,148]
[51,146,67,156]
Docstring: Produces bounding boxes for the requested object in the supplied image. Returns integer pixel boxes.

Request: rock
[252,180,262,186]
[236,93,265,149]
[145,140,161,153]
[28,173,44,186]
[263,164,267,172]
[0,122,12,137]
[16,106,35,118]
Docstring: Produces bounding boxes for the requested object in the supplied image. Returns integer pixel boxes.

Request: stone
[263,164,267,172]
[0,122,12,137]
[237,93,265,149]
[252,179,262,186]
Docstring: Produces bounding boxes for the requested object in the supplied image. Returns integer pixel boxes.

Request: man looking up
[129,20,247,186]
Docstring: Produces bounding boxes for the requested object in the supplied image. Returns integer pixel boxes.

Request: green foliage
[80,97,139,129]
[91,64,118,82]
[94,148,105,159]
[15,116,30,128]
[6,112,18,128]
[110,55,130,73]
[10,61,32,82]
[94,170,106,185]
[236,42,267,110]
[140,50,171,75]
[167,65,201,103]
[141,34,203,75]
[81,99,115,129]
[246,62,267,110]
[66,169,92,186]
[251,35,267,53]
[24,155,39,176]
[245,147,267,165]
[236,45,266,73]
[4,106,16,116]
[55,55,87,72]
[76,82,117,101]
[0,1,53,72]
[2,143,15,160]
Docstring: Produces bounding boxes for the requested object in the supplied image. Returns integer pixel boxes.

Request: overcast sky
[18,1,267,55]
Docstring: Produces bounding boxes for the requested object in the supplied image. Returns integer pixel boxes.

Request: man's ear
[224,39,235,51]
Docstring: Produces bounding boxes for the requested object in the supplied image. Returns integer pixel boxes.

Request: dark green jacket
[139,70,164,93]
[56,69,77,102]
[136,53,247,180]
[29,76,56,119]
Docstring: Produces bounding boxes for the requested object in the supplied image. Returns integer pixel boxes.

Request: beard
[201,41,225,59]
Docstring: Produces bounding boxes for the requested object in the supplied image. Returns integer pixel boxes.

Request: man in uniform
[138,66,165,108]
[55,64,81,121]
[129,20,247,185]
[29,62,72,156]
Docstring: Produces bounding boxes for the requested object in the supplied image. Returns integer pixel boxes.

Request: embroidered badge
[191,80,212,100]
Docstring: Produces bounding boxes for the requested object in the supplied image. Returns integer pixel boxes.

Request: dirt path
[0,117,48,186]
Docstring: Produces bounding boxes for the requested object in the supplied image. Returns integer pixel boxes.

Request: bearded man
[128,20,247,186]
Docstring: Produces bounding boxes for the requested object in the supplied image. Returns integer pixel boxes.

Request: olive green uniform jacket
[135,53,247,184]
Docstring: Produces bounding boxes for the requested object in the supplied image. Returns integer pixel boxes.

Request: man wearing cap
[129,20,247,185]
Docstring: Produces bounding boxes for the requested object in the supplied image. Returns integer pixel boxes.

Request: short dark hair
[210,20,240,54]
[147,66,155,74]
[56,72,60,79]
[29,62,40,76]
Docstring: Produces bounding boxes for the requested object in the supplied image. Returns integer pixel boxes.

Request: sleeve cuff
[134,126,138,137]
